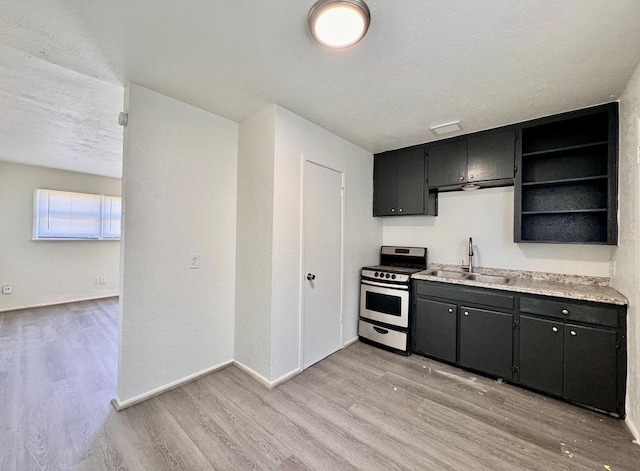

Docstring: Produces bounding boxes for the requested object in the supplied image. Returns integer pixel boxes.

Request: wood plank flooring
[1,298,639,470]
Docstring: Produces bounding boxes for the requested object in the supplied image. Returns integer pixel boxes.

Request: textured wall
[117,84,238,403]
[234,107,276,380]
[271,106,381,380]
[612,63,640,439]
[0,161,121,311]
[383,186,613,277]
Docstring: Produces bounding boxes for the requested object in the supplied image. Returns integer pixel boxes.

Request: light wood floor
[1,298,639,470]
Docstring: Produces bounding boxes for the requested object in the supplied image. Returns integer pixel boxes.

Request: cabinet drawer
[519,296,618,327]
[359,320,408,352]
[415,282,514,310]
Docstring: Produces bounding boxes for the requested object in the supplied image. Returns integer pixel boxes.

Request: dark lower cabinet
[412,280,626,417]
[413,298,457,362]
[519,315,563,396]
[564,323,617,413]
[459,307,513,379]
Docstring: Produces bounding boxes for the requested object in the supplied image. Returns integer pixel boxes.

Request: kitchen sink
[423,269,469,280]
[464,273,513,285]
[423,269,513,285]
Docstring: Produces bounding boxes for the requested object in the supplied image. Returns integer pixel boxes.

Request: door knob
[306,273,316,281]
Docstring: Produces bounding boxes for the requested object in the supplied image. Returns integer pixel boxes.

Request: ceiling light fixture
[308,0,371,49]
[430,121,462,136]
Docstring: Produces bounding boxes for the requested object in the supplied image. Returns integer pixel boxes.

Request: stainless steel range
[358,246,428,355]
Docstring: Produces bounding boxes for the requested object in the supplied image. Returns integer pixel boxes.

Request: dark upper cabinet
[427,128,516,190]
[467,128,516,183]
[373,147,437,217]
[427,140,467,188]
[396,149,426,214]
[514,102,618,245]
[373,153,397,216]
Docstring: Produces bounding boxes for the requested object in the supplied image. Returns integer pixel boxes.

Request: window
[34,189,121,240]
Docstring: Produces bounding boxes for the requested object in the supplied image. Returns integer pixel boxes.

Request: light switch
[190,254,200,269]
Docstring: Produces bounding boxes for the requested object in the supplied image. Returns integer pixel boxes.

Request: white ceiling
[1,0,640,178]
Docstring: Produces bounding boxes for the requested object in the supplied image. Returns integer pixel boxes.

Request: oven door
[359,280,409,328]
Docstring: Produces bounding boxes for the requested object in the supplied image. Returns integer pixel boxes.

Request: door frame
[298,155,345,370]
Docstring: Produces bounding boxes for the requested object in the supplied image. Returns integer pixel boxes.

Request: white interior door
[303,160,343,369]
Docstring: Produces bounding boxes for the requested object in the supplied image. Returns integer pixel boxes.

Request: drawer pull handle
[552,327,558,332]
[561,309,569,315]
[448,308,453,313]
[570,330,577,336]
[373,326,389,335]
[464,311,469,316]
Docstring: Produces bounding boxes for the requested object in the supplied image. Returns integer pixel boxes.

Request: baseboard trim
[232,360,301,389]
[111,359,233,411]
[626,416,640,443]
[0,294,119,313]
[343,336,359,347]
[271,367,302,388]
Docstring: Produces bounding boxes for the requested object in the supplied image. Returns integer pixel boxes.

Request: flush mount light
[308,0,371,49]
[430,121,462,136]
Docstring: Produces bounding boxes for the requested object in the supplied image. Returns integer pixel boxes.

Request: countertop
[411,264,628,306]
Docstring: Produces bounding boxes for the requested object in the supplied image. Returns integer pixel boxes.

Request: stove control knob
[391,274,396,279]
[385,273,390,279]
[374,272,379,277]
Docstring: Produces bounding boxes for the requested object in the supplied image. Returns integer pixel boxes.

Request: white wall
[235,105,381,382]
[271,106,382,380]
[235,107,276,380]
[0,161,121,311]
[383,186,613,277]
[117,84,238,404]
[612,62,640,439]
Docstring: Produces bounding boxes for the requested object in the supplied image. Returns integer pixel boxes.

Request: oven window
[366,291,401,316]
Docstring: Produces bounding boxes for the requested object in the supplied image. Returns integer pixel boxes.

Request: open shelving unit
[515,103,618,244]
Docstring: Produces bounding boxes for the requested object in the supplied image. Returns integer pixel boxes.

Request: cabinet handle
[570,330,577,336]
[552,327,558,332]
[448,308,453,313]
[399,208,403,212]
[464,311,469,316]
[469,174,474,180]
[459,175,464,181]
[391,208,395,212]
[561,309,569,315]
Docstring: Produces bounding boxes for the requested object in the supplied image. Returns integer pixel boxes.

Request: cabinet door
[467,128,515,182]
[459,307,513,379]
[427,140,467,188]
[396,148,425,215]
[564,324,617,413]
[413,298,457,362]
[373,154,398,216]
[519,315,563,396]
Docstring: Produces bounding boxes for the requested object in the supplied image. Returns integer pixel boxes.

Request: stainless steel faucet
[462,237,474,273]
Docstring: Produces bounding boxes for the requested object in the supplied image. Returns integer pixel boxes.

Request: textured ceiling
[1,0,640,177]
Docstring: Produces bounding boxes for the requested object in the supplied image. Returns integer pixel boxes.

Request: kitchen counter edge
[411,269,628,306]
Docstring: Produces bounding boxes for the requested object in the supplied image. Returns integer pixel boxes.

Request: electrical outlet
[189,254,200,269]
[93,277,100,285]
[2,285,12,294]
[100,276,107,284]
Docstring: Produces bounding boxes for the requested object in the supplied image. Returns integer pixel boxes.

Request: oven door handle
[361,279,409,290]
